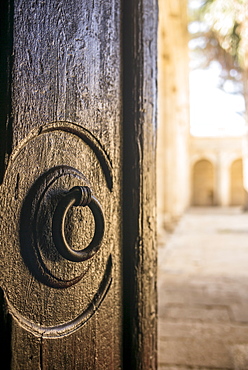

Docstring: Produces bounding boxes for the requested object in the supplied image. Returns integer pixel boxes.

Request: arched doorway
[192,159,215,206]
[230,159,245,206]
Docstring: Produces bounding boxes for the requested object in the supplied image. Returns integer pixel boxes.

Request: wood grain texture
[0,0,158,368]
[122,0,158,368]
[0,0,13,182]
[11,0,121,155]
[0,0,122,368]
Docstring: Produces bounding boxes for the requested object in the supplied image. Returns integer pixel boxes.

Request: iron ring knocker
[52,186,105,262]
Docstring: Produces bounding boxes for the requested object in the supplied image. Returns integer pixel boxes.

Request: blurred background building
[157,0,248,236]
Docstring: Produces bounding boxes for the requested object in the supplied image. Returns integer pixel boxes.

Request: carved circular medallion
[0,122,113,336]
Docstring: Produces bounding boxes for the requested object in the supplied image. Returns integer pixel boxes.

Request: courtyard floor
[158,207,248,370]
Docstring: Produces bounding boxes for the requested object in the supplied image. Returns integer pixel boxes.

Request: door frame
[122,0,158,368]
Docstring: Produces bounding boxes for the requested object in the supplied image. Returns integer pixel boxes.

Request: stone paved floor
[158,207,248,370]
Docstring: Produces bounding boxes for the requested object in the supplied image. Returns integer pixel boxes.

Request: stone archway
[192,159,215,206]
[230,158,245,206]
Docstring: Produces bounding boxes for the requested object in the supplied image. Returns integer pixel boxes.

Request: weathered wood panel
[0,0,122,368]
[0,0,157,368]
[0,0,14,183]
[122,0,158,368]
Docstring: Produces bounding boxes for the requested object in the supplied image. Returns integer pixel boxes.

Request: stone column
[215,153,230,206]
[157,0,190,233]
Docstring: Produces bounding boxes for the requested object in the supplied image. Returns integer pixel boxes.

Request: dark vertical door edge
[0,288,12,369]
[122,0,158,368]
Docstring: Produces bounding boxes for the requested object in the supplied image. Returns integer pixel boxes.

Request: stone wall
[190,136,245,206]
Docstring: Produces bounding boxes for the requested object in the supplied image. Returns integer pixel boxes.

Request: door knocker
[52,186,105,262]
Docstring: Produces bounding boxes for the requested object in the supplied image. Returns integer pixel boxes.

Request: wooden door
[0,0,157,369]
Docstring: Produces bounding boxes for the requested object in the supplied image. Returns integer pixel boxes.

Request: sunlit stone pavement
[158,207,248,370]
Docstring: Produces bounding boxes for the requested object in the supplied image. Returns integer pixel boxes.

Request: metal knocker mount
[52,186,105,262]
